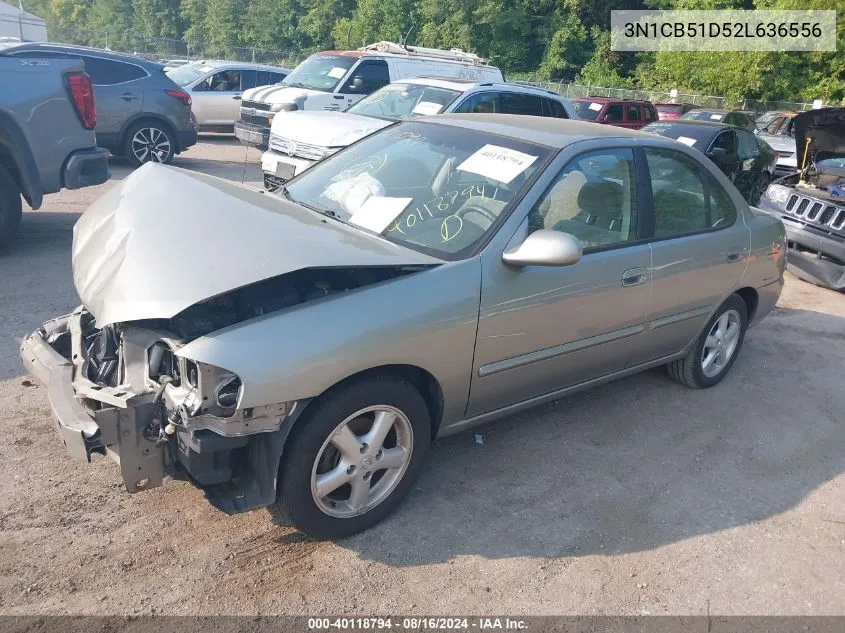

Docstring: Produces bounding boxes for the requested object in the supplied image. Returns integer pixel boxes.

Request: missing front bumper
[20,313,170,492]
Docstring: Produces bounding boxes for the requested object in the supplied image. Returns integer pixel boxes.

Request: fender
[0,109,43,209]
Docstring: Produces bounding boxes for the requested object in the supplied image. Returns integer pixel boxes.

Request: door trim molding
[477,324,644,378]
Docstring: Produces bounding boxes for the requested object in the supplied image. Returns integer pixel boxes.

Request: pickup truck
[0,56,110,245]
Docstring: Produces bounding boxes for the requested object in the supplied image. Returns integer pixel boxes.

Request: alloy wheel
[310,405,413,518]
[701,309,741,378]
[131,127,172,164]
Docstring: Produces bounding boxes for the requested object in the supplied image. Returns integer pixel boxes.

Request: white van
[234,41,504,148]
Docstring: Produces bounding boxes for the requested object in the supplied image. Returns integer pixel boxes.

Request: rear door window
[78,56,147,85]
[545,98,568,118]
[500,92,544,116]
[737,130,760,160]
[604,104,624,122]
[257,70,286,85]
[626,104,642,122]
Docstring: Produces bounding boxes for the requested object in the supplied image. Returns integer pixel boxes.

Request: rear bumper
[235,121,270,149]
[178,128,198,153]
[62,147,110,190]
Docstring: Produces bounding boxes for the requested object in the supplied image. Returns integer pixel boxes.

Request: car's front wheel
[276,376,431,539]
[124,121,176,167]
[667,294,748,389]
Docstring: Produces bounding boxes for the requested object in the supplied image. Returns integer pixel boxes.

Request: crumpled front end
[20,307,299,512]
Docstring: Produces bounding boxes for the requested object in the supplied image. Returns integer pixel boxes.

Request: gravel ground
[1,138,844,616]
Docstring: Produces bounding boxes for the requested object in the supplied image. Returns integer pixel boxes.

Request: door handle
[119,93,138,101]
[232,94,242,100]
[726,248,745,263]
[621,267,649,287]
[333,95,345,100]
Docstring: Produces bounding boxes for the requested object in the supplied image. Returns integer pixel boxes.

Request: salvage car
[755,112,799,177]
[757,107,845,290]
[21,116,786,539]
[680,109,756,132]
[641,120,777,205]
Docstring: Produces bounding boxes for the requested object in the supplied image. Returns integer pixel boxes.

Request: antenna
[402,26,414,47]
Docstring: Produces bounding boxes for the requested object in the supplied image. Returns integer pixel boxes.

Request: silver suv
[166,60,290,132]
[2,43,197,167]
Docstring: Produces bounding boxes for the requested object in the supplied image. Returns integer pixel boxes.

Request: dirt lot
[1,137,844,616]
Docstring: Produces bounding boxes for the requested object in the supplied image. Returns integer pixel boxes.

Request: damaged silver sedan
[22,115,786,538]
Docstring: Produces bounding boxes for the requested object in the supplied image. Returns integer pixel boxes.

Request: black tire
[0,165,23,247]
[276,375,431,539]
[666,294,748,389]
[123,120,176,167]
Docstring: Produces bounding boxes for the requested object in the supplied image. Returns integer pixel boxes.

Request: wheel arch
[0,110,42,208]
[733,286,759,322]
[292,364,445,443]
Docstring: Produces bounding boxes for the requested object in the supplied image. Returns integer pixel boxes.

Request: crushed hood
[270,110,391,147]
[72,164,440,327]
[794,107,845,169]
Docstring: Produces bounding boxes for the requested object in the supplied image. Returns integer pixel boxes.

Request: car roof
[399,77,563,98]
[642,120,734,142]
[188,59,290,71]
[419,113,649,147]
[1,42,163,68]
[686,108,731,114]
[571,96,652,104]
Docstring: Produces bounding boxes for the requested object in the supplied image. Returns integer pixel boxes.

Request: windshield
[281,54,357,92]
[682,110,726,122]
[284,121,552,259]
[348,83,463,120]
[166,63,214,87]
[572,100,604,121]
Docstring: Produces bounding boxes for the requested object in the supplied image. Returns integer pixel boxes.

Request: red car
[570,97,658,129]
[654,102,698,120]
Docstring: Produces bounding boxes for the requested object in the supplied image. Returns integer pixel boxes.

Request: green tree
[536,12,590,80]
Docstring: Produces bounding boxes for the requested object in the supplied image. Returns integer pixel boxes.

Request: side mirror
[350,77,365,93]
[502,230,582,267]
[707,146,728,161]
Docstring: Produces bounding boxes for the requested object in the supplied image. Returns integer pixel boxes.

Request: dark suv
[2,43,197,166]
[570,97,658,129]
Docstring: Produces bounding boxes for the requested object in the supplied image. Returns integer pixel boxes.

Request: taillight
[165,89,191,108]
[65,72,96,130]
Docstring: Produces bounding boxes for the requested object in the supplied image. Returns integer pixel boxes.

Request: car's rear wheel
[276,376,431,539]
[124,121,176,167]
[666,294,748,389]
[0,165,23,247]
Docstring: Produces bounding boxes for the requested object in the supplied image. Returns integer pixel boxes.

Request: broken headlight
[214,374,243,410]
[764,184,792,207]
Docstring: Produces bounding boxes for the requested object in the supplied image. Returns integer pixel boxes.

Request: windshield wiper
[280,186,345,223]
[283,81,309,89]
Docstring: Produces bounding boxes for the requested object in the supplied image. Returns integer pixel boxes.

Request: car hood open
[794,107,845,170]
[72,164,441,327]
[270,110,392,147]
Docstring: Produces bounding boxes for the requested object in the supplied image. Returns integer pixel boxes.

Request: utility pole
[18,0,25,41]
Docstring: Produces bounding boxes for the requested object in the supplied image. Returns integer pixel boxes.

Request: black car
[680,109,757,132]
[642,120,777,205]
[2,43,197,166]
